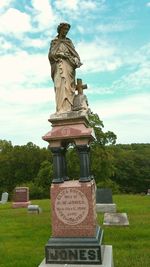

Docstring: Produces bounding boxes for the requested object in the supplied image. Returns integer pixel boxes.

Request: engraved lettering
[88,249,96,260]
[68,249,78,260]
[46,248,100,263]
[80,250,86,260]
[55,188,89,225]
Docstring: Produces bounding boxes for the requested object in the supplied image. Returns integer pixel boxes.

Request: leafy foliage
[0,114,149,198]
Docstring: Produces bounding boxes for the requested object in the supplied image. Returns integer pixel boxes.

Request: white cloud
[81,1,96,10]
[0,51,50,87]
[0,0,12,9]
[0,36,12,51]
[0,8,31,34]
[55,0,79,11]
[146,2,150,7]
[92,93,150,144]
[1,87,54,106]
[93,94,150,119]
[23,37,48,49]
[54,0,104,12]
[96,22,134,33]
[0,86,55,147]
[31,0,57,29]
[77,40,122,72]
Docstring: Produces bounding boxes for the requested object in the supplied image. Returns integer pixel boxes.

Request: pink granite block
[12,201,31,208]
[43,123,94,143]
[50,180,97,238]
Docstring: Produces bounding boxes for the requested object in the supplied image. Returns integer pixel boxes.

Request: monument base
[96,204,116,213]
[12,201,31,208]
[45,226,103,264]
[38,245,113,267]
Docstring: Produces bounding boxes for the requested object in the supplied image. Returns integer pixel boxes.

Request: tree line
[0,114,149,199]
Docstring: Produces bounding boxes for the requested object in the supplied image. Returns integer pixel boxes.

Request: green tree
[88,112,117,146]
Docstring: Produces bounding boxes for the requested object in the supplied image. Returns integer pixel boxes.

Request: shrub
[96,178,120,194]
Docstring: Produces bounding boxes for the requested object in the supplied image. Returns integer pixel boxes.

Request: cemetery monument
[96,188,117,213]
[39,23,114,267]
[12,186,31,208]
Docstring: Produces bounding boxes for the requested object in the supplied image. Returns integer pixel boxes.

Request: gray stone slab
[0,192,8,204]
[27,205,42,214]
[38,245,114,267]
[147,189,150,195]
[103,213,129,226]
[96,204,116,213]
[96,189,113,204]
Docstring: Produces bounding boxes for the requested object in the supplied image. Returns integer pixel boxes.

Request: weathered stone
[28,205,41,214]
[96,204,116,213]
[103,213,129,226]
[0,192,8,204]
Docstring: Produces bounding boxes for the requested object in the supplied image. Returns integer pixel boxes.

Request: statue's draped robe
[48,37,81,113]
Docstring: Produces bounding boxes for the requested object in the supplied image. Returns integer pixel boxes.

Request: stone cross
[76,78,87,94]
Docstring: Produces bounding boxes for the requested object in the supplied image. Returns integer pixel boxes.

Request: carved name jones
[55,188,89,225]
[47,248,101,263]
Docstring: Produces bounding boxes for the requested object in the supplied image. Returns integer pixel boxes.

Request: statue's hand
[56,52,67,59]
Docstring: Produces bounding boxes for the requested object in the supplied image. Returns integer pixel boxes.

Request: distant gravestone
[28,205,41,214]
[147,189,150,195]
[103,213,129,226]
[0,192,8,204]
[12,187,31,208]
[96,188,116,213]
[96,188,113,204]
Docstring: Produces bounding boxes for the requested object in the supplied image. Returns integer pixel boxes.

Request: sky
[0,0,150,147]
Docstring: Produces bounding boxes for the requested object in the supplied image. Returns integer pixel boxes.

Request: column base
[45,226,103,265]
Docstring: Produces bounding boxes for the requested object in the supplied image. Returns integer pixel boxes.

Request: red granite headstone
[51,180,97,237]
[12,187,31,208]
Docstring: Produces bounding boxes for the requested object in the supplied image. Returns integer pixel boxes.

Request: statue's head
[57,22,71,35]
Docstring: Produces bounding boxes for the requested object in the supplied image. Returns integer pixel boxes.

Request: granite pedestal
[44,180,104,265]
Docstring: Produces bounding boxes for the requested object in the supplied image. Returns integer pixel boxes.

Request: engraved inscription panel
[14,188,28,202]
[55,188,89,225]
[46,247,101,263]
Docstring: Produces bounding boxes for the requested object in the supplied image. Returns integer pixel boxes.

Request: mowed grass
[97,195,150,267]
[0,195,150,267]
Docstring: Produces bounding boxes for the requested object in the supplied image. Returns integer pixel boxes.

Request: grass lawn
[0,195,150,267]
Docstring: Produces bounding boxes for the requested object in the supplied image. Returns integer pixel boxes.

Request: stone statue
[48,23,82,114]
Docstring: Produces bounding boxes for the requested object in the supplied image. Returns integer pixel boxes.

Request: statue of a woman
[48,23,82,114]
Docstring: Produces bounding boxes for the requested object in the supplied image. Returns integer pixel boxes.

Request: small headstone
[103,213,129,226]
[147,189,150,195]
[96,188,113,203]
[28,205,41,214]
[12,187,31,208]
[0,192,8,204]
[96,188,116,213]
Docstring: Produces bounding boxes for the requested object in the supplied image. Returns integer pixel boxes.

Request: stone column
[76,144,91,182]
[50,147,64,183]
[62,147,69,181]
